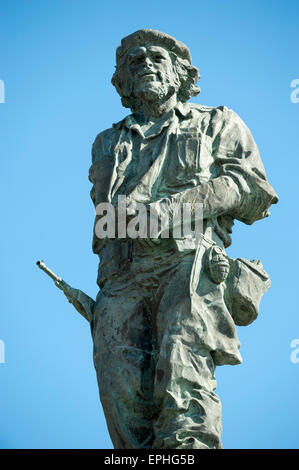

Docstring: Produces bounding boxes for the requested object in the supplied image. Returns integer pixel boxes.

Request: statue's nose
[144,57,154,68]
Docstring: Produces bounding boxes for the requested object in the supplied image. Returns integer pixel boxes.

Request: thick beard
[133,83,177,117]
[132,71,179,115]
[135,81,169,102]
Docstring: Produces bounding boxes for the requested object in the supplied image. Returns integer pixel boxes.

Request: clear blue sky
[1,0,298,449]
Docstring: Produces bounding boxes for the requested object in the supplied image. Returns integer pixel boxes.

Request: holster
[227,258,271,326]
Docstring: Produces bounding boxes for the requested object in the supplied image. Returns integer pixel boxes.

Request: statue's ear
[112,63,133,100]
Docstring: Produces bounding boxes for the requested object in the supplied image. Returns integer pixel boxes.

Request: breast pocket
[175,130,213,177]
[176,130,199,171]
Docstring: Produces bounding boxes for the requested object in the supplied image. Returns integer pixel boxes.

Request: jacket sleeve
[147,107,278,226]
[88,128,116,254]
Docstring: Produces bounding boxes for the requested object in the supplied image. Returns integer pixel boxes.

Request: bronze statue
[39,29,278,449]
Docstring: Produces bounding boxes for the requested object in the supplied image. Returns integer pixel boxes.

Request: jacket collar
[113,101,193,137]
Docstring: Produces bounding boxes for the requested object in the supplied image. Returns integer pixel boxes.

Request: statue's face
[126,45,177,103]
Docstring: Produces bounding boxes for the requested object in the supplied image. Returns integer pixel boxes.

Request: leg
[91,284,157,449]
[152,257,223,449]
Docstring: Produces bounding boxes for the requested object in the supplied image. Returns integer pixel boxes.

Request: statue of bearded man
[88,29,278,449]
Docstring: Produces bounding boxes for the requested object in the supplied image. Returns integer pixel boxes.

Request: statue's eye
[154,55,164,62]
[128,56,143,66]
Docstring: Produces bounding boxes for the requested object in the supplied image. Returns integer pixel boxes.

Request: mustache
[137,69,164,79]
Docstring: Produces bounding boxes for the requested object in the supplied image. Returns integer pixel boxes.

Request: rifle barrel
[36,260,62,283]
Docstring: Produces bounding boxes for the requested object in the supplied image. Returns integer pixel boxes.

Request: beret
[116,29,192,64]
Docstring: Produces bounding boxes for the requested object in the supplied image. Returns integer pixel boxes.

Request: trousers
[91,241,223,449]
